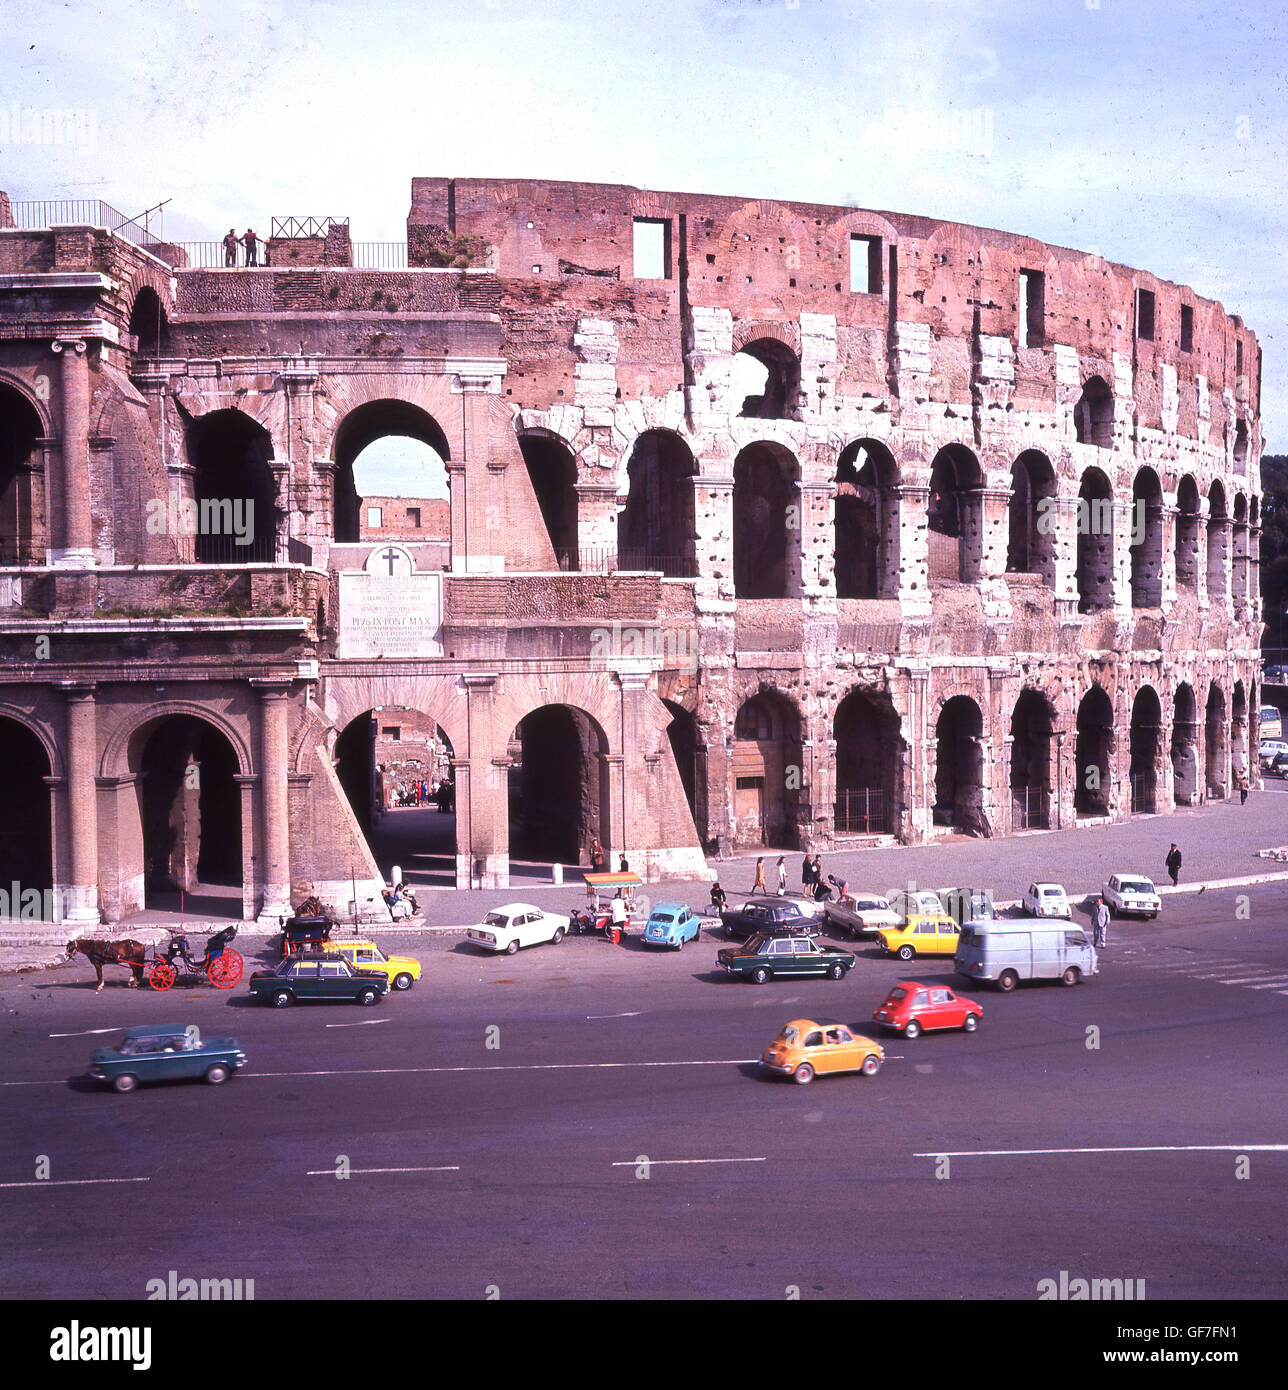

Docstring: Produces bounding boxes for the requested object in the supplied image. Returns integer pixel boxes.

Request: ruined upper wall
[408,176,1261,425]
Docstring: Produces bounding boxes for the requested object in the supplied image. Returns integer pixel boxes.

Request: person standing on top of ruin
[222,228,239,266]
[752,857,766,895]
[241,228,260,266]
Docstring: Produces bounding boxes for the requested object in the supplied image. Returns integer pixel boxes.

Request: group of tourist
[389,779,454,811]
[222,227,262,267]
[749,854,845,903]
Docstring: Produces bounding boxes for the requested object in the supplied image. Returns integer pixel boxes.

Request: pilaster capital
[51,337,88,357]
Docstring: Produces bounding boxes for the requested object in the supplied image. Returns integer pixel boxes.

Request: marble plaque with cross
[337,546,444,658]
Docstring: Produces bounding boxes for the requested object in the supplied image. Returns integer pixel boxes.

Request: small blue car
[642,902,701,950]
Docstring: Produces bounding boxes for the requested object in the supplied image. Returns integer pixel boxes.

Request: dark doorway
[1205,684,1227,798]
[933,696,985,832]
[1129,686,1162,813]
[185,409,280,562]
[733,443,798,598]
[0,718,52,902]
[731,692,802,849]
[1172,683,1198,805]
[618,430,697,577]
[833,688,900,834]
[0,384,43,567]
[927,446,983,583]
[1074,686,1114,816]
[663,700,705,842]
[508,706,608,868]
[333,400,451,546]
[1010,690,1054,829]
[834,440,898,599]
[520,433,579,570]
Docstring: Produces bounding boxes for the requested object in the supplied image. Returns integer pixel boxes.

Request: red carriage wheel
[208,950,243,989]
[149,960,177,992]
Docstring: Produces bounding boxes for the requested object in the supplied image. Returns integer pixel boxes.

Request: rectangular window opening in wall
[633,218,671,279]
[850,234,882,294]
[1136,288,1155,342]
[406,507,421,527]
[1180,304,1194,353]
[382,727,401,741]
[1019,269,1045,347]
[367,506,382,529]
[1237,339,1243,375]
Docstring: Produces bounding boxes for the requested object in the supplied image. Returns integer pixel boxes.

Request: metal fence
[573,548,692,577]
[1129,773,1157,815]
[352,242,407,269]
[9,198,166,248]
[834,788,890,835]
[193,533,278,565]
[169,241,408,270]
[271,216,348,238]
[1012,784,1050,830]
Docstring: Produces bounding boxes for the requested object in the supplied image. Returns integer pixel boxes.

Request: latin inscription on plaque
[339,554,443,658]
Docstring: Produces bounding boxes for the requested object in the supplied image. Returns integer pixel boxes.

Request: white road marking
[914,1144,1288,1158]
[324,1019,392,1028]
[610,1157,767,1167]
[47,1027,126,1038]
[1214,974,1288,985]
[305,1165,460,1176]
[0,1176,151,1189]
[1246,978,1288,989]
[585,1012,643,1019]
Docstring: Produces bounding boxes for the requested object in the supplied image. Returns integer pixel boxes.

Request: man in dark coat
[1165,843,1182,886]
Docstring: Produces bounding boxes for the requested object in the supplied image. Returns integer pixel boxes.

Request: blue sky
[2,0,1285,446]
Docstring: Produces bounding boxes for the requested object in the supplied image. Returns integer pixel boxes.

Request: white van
[955,919,1098,991]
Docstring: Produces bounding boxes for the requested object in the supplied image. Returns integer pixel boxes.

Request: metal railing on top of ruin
[271,216,349,238]
[564,548,693,578]
[167,241,407,270]
[9,197,167,248]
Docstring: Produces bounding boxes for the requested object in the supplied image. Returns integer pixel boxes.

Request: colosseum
[0,177,1264,924]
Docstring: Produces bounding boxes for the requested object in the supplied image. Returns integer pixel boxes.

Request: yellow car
[323,940,422,991]
[877,913,961,961]
[760,1017,884,1085]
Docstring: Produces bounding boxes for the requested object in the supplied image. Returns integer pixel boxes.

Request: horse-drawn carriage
[281,897,337,957]
[64,926,243,992]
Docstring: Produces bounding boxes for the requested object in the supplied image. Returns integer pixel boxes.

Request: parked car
[935,887,997,923]
[876,913,961,961]
[956,919,1098,991]
[721,898,818,940]
[248,954,388,1007]
[466,903,570,954]
[1263,667,1288,685]
[88,1023,246,1093]
[717,932,856,983]
[760,1017,883,1084]
[887,889,949,921]
[1258,739,1288,769]
[1268,752,1288,779]
[642,902,702,950]
[823,893,899,939]
[873,981,983,1037]
[1022,881,1072,919]
[1260,703,1284,738]
[323,938,422,990]
[1103,873,1162,919]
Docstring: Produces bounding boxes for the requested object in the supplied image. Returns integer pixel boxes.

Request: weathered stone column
[574,481,619,568]
[455,371,501,573]
[1050,493,1081,620]
[1158,503,1178,611]
[447,459,468,572]
[462,673,507,888]
[799,481,834,597]
[253,681,293,922]
[694,474,733,591]
[51,336,94,565]
[895,485,931,619]
[62,683,100,924]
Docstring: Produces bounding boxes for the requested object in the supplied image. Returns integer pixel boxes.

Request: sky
[2,0,1286,449]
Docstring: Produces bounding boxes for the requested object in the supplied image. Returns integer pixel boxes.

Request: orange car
[760,1017,884,1085]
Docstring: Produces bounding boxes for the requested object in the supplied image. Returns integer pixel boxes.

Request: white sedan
[467,903,570,954]
[1103,874,1161,919]
[1022,881,1072,919]
[823,894,900,938]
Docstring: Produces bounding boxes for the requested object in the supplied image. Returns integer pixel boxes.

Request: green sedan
[717,932,856,984]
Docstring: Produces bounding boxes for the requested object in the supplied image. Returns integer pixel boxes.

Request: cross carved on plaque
[381,547,401,576]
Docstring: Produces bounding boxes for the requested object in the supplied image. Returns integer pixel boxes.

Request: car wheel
[1061,966,1081,986]
[357,987,379,1006]
[551,927,564,945]
[827,963,845,980]
[112,1073,138,1094]
[673,936,683,951]
[903,1019,922,1039]
[393,972,414,991]
[861,1054,880,1077]
[962,1013,979,1032]
[272,989,293,1008]
[793,1063,814,1085]
[997,970,1019,993]
[506,939,520,955]
[751,967,771,985]
[204,1063,230,1085]
[897,944,915,961]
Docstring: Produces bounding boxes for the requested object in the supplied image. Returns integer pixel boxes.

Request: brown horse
[65,938,148,992]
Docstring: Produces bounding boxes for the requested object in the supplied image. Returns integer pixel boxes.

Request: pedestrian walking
[241,228,260,266]
[776,855,787,896]
[1091,895,1109,949]
[1165,843,1182,886]
[752,856,767,895]
[1238,772,1249,805]
[222,228,239,266]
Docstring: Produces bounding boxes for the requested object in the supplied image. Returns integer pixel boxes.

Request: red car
[873,981,982,1038]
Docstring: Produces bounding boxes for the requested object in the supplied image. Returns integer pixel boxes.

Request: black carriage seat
[201,925,237,965]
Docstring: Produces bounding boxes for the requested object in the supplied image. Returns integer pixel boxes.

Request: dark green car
[88,1023,246,1093]
[717,932,856,984]
[248,953,388,1007]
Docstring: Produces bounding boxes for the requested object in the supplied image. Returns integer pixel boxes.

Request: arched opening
[1076,467,1114,613]
[733,338,801,420]
[1130,468,1163,608]
[1006,450,1057,584]
[617,429,697,577]
[834,688,901,834]
[128,287,169,357]
[1232,681,1248,780]
[1205,684,1227,798]
[132,715,242,916]
[1206,482,1229,605]
[1074,375,1114,447]
[731,691,802,849]
[1231,494,1248,608]
[1233,419,1248,474]
[733,442,799,598]
[1174,476,1201,591]
[1171,683,1198,805]
[927,445,984,584]
[1009,689,1054,829]
[185,409,279,563]
[662,700,705,843]
[333,400,451,546]
[0,717,52,904]
[933,696,985,833]
[1129,686,1162,813]
[1074,686,1114,817]
[0,383,44,567]
[834,439,899,599]
[335,708,457,890]
[519,433,578,570]
[508,706,608,872]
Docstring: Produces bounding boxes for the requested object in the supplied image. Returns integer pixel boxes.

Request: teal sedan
[88,1023,246,1093]
[717,932,856,984]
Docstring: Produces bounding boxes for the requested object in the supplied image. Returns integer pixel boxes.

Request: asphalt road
[2,886,1286,1302]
